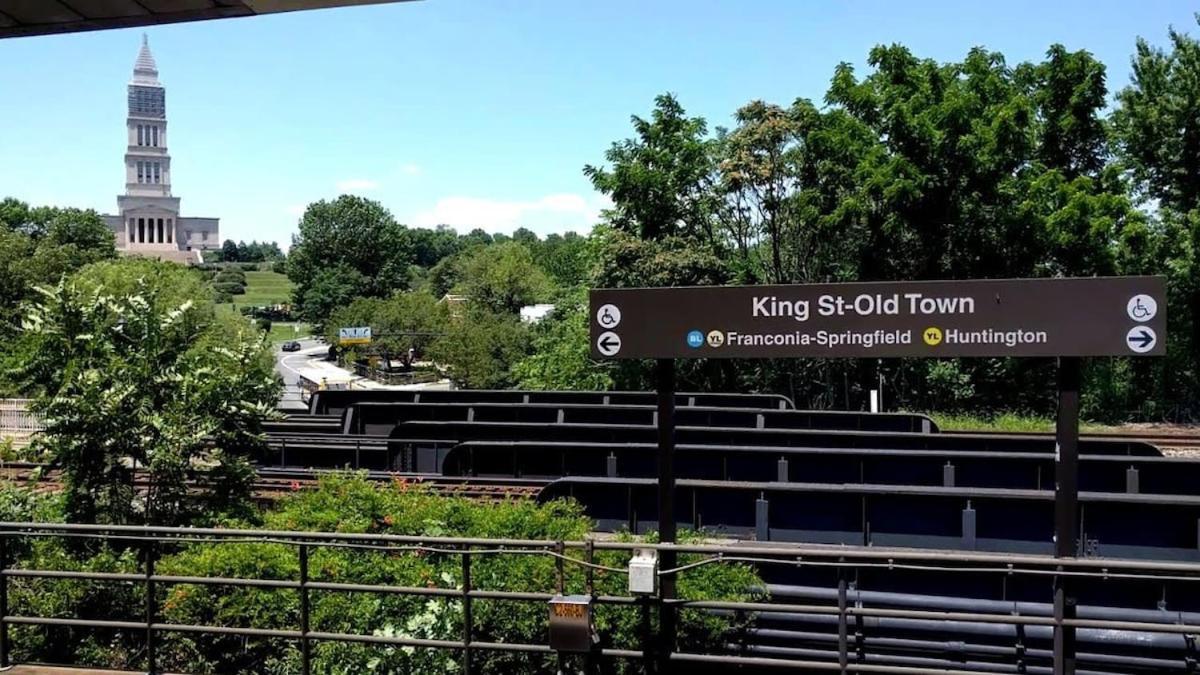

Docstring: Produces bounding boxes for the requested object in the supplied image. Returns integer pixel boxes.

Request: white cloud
[399,163,422,176]
[335,178,379,193]
[411,193,608,236]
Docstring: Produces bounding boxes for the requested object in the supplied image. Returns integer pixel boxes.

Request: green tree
[410,225,463,267]
[42,208,115,254]
[288,196,414,323]
[589,227,729,289]
[532,231,590,288]
[325,291,447,357]
[514,292,613,390]
[429,309,530,388]
[585,93,721,242]
[1112,17,1200,416]
[220,239,239,262]
[12,258,279,526]
[455,242,554,314]
[1112,17,1200,213]
[298,264,368,332]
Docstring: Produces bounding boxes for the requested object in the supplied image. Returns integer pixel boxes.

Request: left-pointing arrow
[597,331,622,357]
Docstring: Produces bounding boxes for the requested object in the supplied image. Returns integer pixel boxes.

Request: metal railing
[1,522,1200,673]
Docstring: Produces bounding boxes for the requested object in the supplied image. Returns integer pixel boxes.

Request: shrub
[213,281,246,295]
[271,260,287,275]
[152,474,761,674]
[215,268,246,284]
[255,318,272,333]
[240,263,259,272]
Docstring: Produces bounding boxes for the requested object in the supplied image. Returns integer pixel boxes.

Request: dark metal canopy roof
[0,1,413,39]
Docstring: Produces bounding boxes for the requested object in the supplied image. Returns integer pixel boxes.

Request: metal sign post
[1053,357,1081,675]
[656,358,676,670]
[588,276,1166,675]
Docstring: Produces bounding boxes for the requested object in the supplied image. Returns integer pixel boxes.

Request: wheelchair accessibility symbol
[596,304,621,329]
[1126,295,1156,323]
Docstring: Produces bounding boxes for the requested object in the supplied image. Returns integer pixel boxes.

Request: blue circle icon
[686,330,704,348]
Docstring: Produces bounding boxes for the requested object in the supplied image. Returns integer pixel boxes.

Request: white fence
[0,400,42,447]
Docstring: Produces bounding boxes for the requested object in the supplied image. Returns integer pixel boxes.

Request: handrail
[1,522,1200,674]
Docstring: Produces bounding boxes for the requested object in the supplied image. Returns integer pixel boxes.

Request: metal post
[461,545,472,674]
[556,541,565,675]
[1054,356,1080,675]
[837,574,848,672]
[299,544,311,675]
[656,358,676,670]
[584,538,596,675]
[0,533,8,668]
[144,539,157,674]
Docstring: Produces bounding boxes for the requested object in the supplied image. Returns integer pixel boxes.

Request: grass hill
[217,270,311,342]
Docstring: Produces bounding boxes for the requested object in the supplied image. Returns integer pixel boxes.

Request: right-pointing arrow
[1126,327,1156,354]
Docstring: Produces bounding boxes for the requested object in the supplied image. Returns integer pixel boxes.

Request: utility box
[628,549,658,595]
[548,595,594,653]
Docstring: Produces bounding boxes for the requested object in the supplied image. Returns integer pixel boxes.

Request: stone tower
[104,35,219,262]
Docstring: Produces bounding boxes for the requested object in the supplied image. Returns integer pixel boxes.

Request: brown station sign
[589,277,1166,359]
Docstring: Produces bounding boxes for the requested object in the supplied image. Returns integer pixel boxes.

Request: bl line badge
[589,277,1166,360]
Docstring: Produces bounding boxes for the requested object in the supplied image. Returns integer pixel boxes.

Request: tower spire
[133,34,159,85]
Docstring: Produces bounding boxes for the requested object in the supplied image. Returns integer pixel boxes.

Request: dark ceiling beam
[0,0,412,39]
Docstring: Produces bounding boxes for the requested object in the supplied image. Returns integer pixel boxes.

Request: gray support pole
[1054,356,1081,675]
[656,358,677,669]
[755,495,770,542]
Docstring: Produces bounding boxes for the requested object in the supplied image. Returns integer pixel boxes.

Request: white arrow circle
[1126,326,1157,354]
[596,304,621,329]
[1127,294,1157,322]
[596,331,622,357]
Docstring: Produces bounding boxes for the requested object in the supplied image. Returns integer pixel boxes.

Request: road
[274,338,326,410]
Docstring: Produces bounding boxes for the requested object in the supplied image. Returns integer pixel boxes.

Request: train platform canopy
[0,0,414,39]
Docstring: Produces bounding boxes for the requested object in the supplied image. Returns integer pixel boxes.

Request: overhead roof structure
[0,1,414,39]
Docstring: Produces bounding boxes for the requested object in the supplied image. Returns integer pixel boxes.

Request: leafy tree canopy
[288,195,414,322]
[11,258,279,526]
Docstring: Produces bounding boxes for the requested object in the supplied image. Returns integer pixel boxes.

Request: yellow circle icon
[706,330,725,348]
[923,327,943,346]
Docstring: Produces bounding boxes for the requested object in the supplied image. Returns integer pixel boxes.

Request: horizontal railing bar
[153,623,302,639]
[670,652,985,674]
[3,522,1199,577]
[154,574,298,589]
[6,616,143,630]
[4,569,142,583]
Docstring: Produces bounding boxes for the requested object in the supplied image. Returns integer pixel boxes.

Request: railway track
[0,463,548,502]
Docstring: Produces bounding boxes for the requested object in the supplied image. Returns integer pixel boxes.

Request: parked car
[281,341,302,352]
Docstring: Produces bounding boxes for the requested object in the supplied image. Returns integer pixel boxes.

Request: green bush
[271,260,287,275]
[213,281,246,296]
[0,477,760,673]
[255,318,272,333]
[240,263,260,272]
[215,268,246,283]
[150,474,761,674]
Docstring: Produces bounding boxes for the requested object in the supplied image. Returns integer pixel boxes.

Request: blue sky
[0,1,1195,248]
